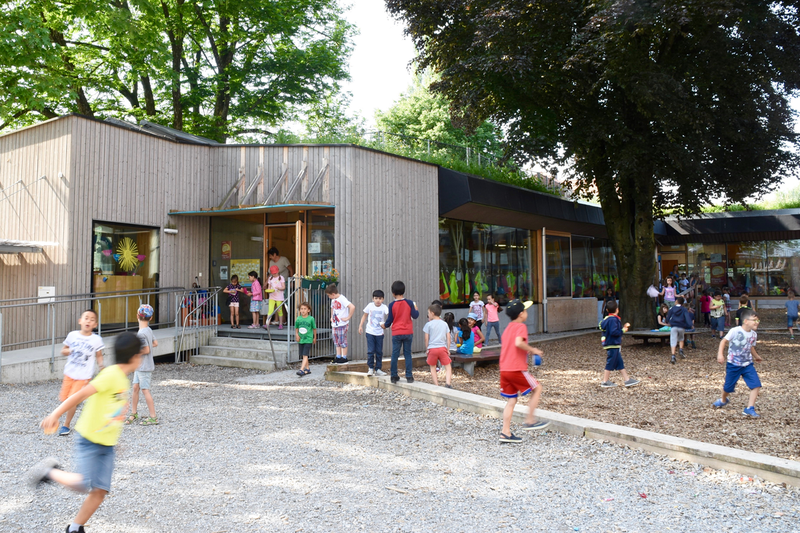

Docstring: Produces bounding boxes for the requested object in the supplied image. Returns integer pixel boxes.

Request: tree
[375,72,504,163]
[386,0,800,327]
[0,0,353,142]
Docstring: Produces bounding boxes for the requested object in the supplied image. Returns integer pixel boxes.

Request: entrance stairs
[190,337,295,371]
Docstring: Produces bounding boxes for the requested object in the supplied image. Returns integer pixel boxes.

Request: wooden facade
[0,115,438,357]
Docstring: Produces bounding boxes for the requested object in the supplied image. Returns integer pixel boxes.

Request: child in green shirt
[28,332,144,533]
[295,301,316,377]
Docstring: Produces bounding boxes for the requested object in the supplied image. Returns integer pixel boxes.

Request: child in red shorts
[423,304,453,388]
[499,300,550,443]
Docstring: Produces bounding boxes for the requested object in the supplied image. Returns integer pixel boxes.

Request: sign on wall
[230,259,260,286]
[221,241,232,259]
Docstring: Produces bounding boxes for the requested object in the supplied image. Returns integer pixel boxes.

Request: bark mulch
[412,330,800,461]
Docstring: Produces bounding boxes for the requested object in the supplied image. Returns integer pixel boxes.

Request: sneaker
[278,324,284,330]
[334,357,342,364]
[712,398,729,408]
[340,357,348,364]
[444,384,453,389]
[742,406,760,418]
[262,324,269,329]
[791,336,795,340]
[406,377,414,383]
[27,457,59,489]
[375,369,387,376]
[390,375,400,384]
[58,426,70,436]
[247,324,259,329]
[679,349,686,359]
[64,526,86,533]
[499,433,522,443]
[367,368,375,376]
[670,355,676,364]
[623,378,640,387]
[600,381,617,388]
[521,420,550,431]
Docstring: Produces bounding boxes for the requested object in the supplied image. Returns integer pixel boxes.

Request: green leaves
[0,0,354,141]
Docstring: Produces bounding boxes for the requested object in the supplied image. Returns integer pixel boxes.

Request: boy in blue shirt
[712,309,763,417]
[785,290,799,340]
[598,300,639,388]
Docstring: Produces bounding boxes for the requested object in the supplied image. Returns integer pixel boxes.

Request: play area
[411,331,800,461]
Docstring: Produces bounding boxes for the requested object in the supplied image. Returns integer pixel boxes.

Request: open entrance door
[264,221,305,280]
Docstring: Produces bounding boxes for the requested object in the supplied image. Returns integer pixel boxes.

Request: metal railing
[175,287,222,363]
[0,286,187,381]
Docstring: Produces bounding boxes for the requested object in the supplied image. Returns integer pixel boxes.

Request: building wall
[546,298,598,332]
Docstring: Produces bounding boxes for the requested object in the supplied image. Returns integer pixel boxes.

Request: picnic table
[630,329,696,346]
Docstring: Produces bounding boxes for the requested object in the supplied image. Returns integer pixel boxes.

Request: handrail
[260,278,302,367]
[0,286,185,306]
[176,287,222,361]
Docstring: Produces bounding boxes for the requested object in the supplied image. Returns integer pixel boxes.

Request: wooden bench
[451,348,501,376]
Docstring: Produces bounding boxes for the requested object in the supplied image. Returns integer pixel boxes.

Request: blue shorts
[298,343,312,358]
[604,348,624,371]
[132,371,152,390]
[723,363,762,393]
[788,315,797,328]
[710,316,725,332]
[74,433,116,493]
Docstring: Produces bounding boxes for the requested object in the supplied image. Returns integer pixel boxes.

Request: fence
[175,287,222,363]
[0,286,188,380]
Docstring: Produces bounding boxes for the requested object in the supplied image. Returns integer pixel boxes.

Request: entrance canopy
[169,203,333,217]
[0,239,58,254]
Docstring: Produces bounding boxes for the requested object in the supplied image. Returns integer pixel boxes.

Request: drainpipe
[542,228,547,333]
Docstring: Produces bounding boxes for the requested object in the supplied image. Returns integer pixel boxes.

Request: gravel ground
[415,331,800,461]
[2,364,799,533]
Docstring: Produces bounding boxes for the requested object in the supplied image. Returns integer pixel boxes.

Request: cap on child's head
[467,313,478,320]
[505,299,533,318]
[137,304,154,321]
[269,265,279,275]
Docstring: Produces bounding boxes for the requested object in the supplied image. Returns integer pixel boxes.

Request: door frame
[263,221,306,278]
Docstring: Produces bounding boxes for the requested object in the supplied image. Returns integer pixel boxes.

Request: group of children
[223,267,288,330]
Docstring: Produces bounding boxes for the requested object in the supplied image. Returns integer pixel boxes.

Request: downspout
[542,228,547,333]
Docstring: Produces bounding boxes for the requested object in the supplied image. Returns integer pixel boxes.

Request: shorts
[132,370,153,390]
[333,325,349,348]
[426,347,452,366]
[250,300,262,313]
[788,315,797,328]
[670,327,685,347]
[298,343,312,358]
[711,315,725,332]
[60,376,90,402]
[74,433,116,493]
[500,371,539,398]
[267,299,284,317]
[604,348,624,371]
[229,302,239,308]
[723,363,762,393]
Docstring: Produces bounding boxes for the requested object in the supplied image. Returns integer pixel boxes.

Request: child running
[295,302,316,376]
[246,271,262,329]
[264,265,286,330]
[712,309,763,417]
[485,294,502,345]
[326,284,355,364]
[224,275,246,329]
[126,304,158,426]
[58,310,105,436]
[598,301,639,388]
[359,289,389,376]
[28,332,143,533]
[499,300,549,443]
[785,289,798,340]
[383,280,419,383]
[424,303,453,388]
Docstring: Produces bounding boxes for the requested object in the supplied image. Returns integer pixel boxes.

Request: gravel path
[1,363,798,532]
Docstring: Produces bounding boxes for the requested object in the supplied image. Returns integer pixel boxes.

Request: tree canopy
[386,0,800,326]
[0,0,353,142]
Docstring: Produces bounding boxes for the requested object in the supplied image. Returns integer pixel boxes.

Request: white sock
[69,523,82,532]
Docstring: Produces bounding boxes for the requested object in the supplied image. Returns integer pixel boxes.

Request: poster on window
[710,262,727,285]
[230,259,260,286]
[221,241,231,259]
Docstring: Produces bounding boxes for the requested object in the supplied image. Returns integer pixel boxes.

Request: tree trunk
[595,162,658,330]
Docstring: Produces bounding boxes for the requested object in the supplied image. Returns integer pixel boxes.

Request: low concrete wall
[546,297,597,332]
[326,372,800,487]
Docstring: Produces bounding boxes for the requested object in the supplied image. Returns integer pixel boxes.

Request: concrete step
[209,336,289,351]
[198,345,280,361]
[190,354,277,372]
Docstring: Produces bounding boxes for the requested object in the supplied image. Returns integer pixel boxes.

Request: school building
[1,114,797,371]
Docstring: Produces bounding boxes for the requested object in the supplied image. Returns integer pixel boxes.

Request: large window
[545,235,571,298]
[438,219,531,305]
[92,221,160,324]
[307,210,335,275]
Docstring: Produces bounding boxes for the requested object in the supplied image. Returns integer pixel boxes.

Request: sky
[340,1,800,197]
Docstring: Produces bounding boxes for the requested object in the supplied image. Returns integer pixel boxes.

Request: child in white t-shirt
[325,283,355,364]
[469,292,485,329]
[58,310,105,436]
[359,289,389,376]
